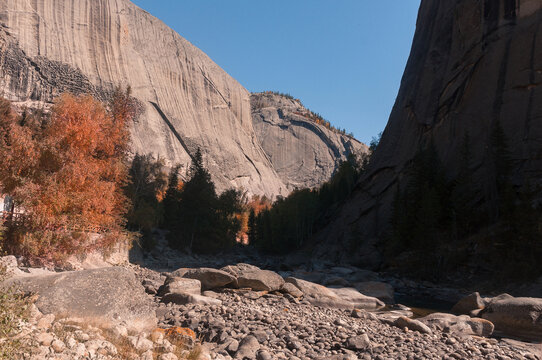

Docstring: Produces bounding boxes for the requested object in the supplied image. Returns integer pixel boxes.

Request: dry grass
[0,264,32,360]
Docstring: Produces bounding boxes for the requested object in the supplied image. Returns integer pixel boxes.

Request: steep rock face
[315,0,542,267]
[251,93,368,190]
[0,0,287,196]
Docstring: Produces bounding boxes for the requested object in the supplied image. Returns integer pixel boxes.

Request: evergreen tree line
[388,120,542,279]
[125,149,244,254]
[248,154,365,254]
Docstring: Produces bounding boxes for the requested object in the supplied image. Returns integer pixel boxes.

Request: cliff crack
[198,64,231,108]
[149,101,194,162]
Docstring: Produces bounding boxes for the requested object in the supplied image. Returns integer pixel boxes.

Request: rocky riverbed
[152,286,541,360]
[2,236,542,360]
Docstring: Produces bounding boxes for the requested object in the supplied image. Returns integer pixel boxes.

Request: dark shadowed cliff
[314,0,542,269]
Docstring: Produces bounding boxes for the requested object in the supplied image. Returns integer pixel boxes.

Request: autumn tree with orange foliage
[238,195,271,244]
[0,89,137,264]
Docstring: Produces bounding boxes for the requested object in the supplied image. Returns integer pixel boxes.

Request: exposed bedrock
[251,92,368,190]
[0,0,287,197]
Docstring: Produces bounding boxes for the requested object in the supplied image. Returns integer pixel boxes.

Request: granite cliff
[251,92,368,190]
[0,0,363,198]
[315,0,542,267]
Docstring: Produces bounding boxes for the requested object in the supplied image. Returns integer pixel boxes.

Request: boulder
[345,334,372,351]
[237,269,284,292]
[481,296,542,341]
[176,268,235,290]
[234,335,260,359]
[221,263,260,287]
[0,255,21,277]
[285,277,354,310]
[280,282,304,298]
[451,292,485,315]
[420,313,494,337]
[5,267,156,331]
[394,316,432,334]
[330,287,385,310]
[354,281,395,304]
[158,277,201,296]
[162,292,222,306]
[221,263,260,277]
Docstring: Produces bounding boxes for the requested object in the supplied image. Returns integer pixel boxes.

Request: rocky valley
[2,0,542,359]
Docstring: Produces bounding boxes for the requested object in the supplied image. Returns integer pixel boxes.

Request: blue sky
[130,1,420,144]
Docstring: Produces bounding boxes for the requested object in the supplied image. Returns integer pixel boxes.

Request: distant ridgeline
[253,91,354,137]
[251,92,368,191]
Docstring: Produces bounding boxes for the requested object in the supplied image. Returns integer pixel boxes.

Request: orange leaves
[247,195,272,216]
[235,195,272,242]
[0,91,135,262]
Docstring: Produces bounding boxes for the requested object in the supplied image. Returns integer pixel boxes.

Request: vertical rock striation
[0,0,287,196]
[315,0,542,267]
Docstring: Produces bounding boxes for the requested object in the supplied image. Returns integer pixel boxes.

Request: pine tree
[173,148,217,251]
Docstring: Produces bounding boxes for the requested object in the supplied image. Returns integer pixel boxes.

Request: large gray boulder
[330,287,385,310]
[481,296,542,341]
[221,263,261,278]
[162,292,222,306]
[158,276,201,296]
[234,335,260,360]
[222,263,286,291]
[5,267,156,331]
[451,292,485,315]
[285,277,354,310]
[419,313,494,337]
[237,269,285,292]
[280,282,304,298]
[175,267,236,290]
